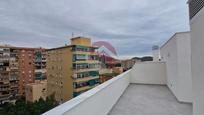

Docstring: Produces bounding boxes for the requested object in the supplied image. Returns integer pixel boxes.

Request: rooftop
[108,84,192,115]
[43,62,192,115]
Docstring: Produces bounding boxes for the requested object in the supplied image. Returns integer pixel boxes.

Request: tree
[1,94,58,115]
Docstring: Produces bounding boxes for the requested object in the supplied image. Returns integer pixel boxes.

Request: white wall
[177,33,193,103]
[161,35,179,99]
[43,70,131,115]
[160,32,192,103]
[130,62,167,85]
[190,7,204,115]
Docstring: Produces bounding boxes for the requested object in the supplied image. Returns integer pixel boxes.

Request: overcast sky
[0,0,189,59]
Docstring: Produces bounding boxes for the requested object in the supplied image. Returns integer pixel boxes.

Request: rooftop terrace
[43,62,192,115]
[108,84,192,115]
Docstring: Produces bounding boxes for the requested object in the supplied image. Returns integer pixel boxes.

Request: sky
[0,0,190,59]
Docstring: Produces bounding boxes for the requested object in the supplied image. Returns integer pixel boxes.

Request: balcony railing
[73,76,99,83]
[73,68,99,73]
[43,62,192,115]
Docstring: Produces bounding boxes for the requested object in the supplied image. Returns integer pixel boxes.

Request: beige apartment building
[25,80,47,102]
[46,37,100,103]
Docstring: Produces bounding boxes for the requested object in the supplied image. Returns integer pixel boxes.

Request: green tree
[1,94,58,115]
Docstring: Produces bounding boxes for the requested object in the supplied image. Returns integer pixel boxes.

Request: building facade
[152,45,161,61]
[35,48,47,81]
[121,58,141,71]
[160,32,192,103]
[188,0,204,114]
[0,46,47,103]
[47,37,100,103]
[25,80,47,102]
[0,46,19,103]
[18,48,36,96]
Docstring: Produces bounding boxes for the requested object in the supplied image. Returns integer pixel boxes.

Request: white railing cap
[43,70,131,115]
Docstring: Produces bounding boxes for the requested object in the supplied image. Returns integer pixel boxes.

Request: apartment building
[18,47,47,96]
[25,80,47,102]
[0,46,19,103]
[18,48,35,96]
[0,45,47,103]
[47,37,100,103]
[188,0,204,114]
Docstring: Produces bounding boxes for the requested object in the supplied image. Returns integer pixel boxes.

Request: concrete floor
[108,84,192,115]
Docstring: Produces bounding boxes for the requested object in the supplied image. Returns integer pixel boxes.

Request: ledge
[43,70,131,115]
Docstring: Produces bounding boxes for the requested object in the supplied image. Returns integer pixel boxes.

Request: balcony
[10,66,18,70]
[73,68,99,73]
[10,84,18,88]
[0,93,10,98]
[72,60,99,64]
[72,63,100,73]
[71,45,97,53]
[43,62,192,115]
[73,79,99,92]
[73,85,92,92]
[35,69,47,73]
[0,87,10,92]
[72,51,98,55]
[73,76,99,83]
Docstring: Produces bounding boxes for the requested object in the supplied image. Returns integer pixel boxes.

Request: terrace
[43,62,192,115]
[108,85,191,115]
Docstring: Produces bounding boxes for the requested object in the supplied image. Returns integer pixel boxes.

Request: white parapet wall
[130,62,167,85]
[43,70,131,115]
[160,32,192,103]
[190,4,204,115]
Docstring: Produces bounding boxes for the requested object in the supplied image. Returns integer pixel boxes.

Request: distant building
[25,80,47,102]
[99,66,122,83]
[0,46,47,104]
[99,55,120,69]
[121,58,141,71]
[47,37,100,103]
[121,59,134,71]
[152,45,161,61]
[112,67,123,74]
